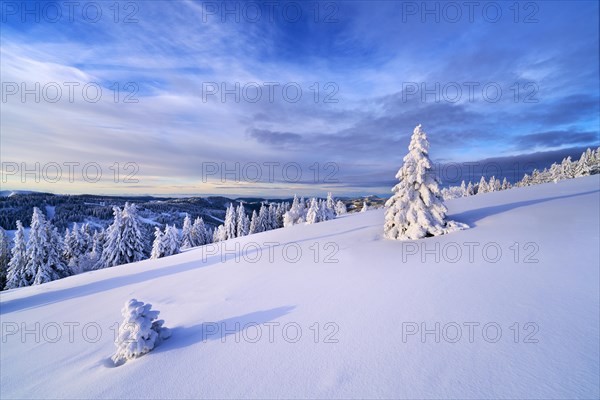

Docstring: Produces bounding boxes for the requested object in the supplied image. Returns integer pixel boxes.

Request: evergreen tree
[150,227,164,259]
[26,207,67,285]
[213,225,227,242]
[258,203,270,232]
[162,225,180,256]
[361,202,368,212]
[384,124,467,240]
[306,198,320,224]
[100,207,124,269]
[5,221,29,289]
[180,214,193,249]
[112,299,171,365]
[466,181,475,196]
[460,180,467,197]
[191,217,210,246]
[325,192,336,220]
[236,203,250,237]
[249,211,259,234]
[0,227,10,289]
[119,203,146,264]
[477,176,488,193]
[335,200,347,215]
[224,204,237,240]
[283,195,301,227]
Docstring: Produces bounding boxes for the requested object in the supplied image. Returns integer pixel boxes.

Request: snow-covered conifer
[383,124,468,240]
[0,227,12,289]
[224,204,237,240]
[236,204,250,237]
[361,202,368,212]
[466,181,475,196]
[162,225,180,256]
[305,198,320,224]
[5,221,29,289]
[180,214,193,249]
[150,227,164,259]
[191,217,210,246]
[249,211,259,234]
[335,200,347,215]
[112,299,171,365]
[213,225,227,242]
[478,176,488,193]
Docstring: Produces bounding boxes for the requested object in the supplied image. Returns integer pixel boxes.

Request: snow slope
[1,176,599,399]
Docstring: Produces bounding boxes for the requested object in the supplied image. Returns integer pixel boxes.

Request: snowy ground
[1,176,599,399]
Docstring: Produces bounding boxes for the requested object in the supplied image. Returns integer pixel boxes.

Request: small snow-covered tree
[180,215,193,249]
[466,181,475,196]
[305,198,320,224]
[335,200,347,215]
[0,227,10,289]
[5,221,29,289]
[361,202,368,212]
[150,227,164,259]
[26,208,67,285]
[112,299,171,365]
[477,176,488,194]
[325,192,336,220]
[257,203,270,232]
[268,204,279,230]
[283,195,301,227]
[384,124,467,240]
[275,203,286,228]
[501,178,511,190]
[162,225,180,256]
[236,204,250,237]
[249,211,259,234]
[224,204,237,240]
[212,225,227,242]
[191,217,210,246]
[297,197,307,224]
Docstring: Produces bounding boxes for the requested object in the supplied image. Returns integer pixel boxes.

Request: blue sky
[1,0,598,197]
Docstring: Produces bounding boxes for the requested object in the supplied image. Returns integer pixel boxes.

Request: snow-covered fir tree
[150,227,164,259]
[236,203,250,237]
[466,181,475,196]
[325,192,336,220]
[26,208,67,285]
[180,215,193,249]
[213,225,227,242]
[477,176,488,193]
[5,221,29,289]
[191,217,210,246]
[268,204,279,230]
[501,178,511,190]
[305,198,320,224]
[249,210,259,234]
[120,203,146,263]
[0,227,11,289]
[297,197,307,223]
[335,200,347,215]
[224,204,237,240]
[112,299,171,365]
[163,225,180,256]
[258,203,270,232]
[283,195,301,227]
[383,124,467,240]
[361,202,368,212]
